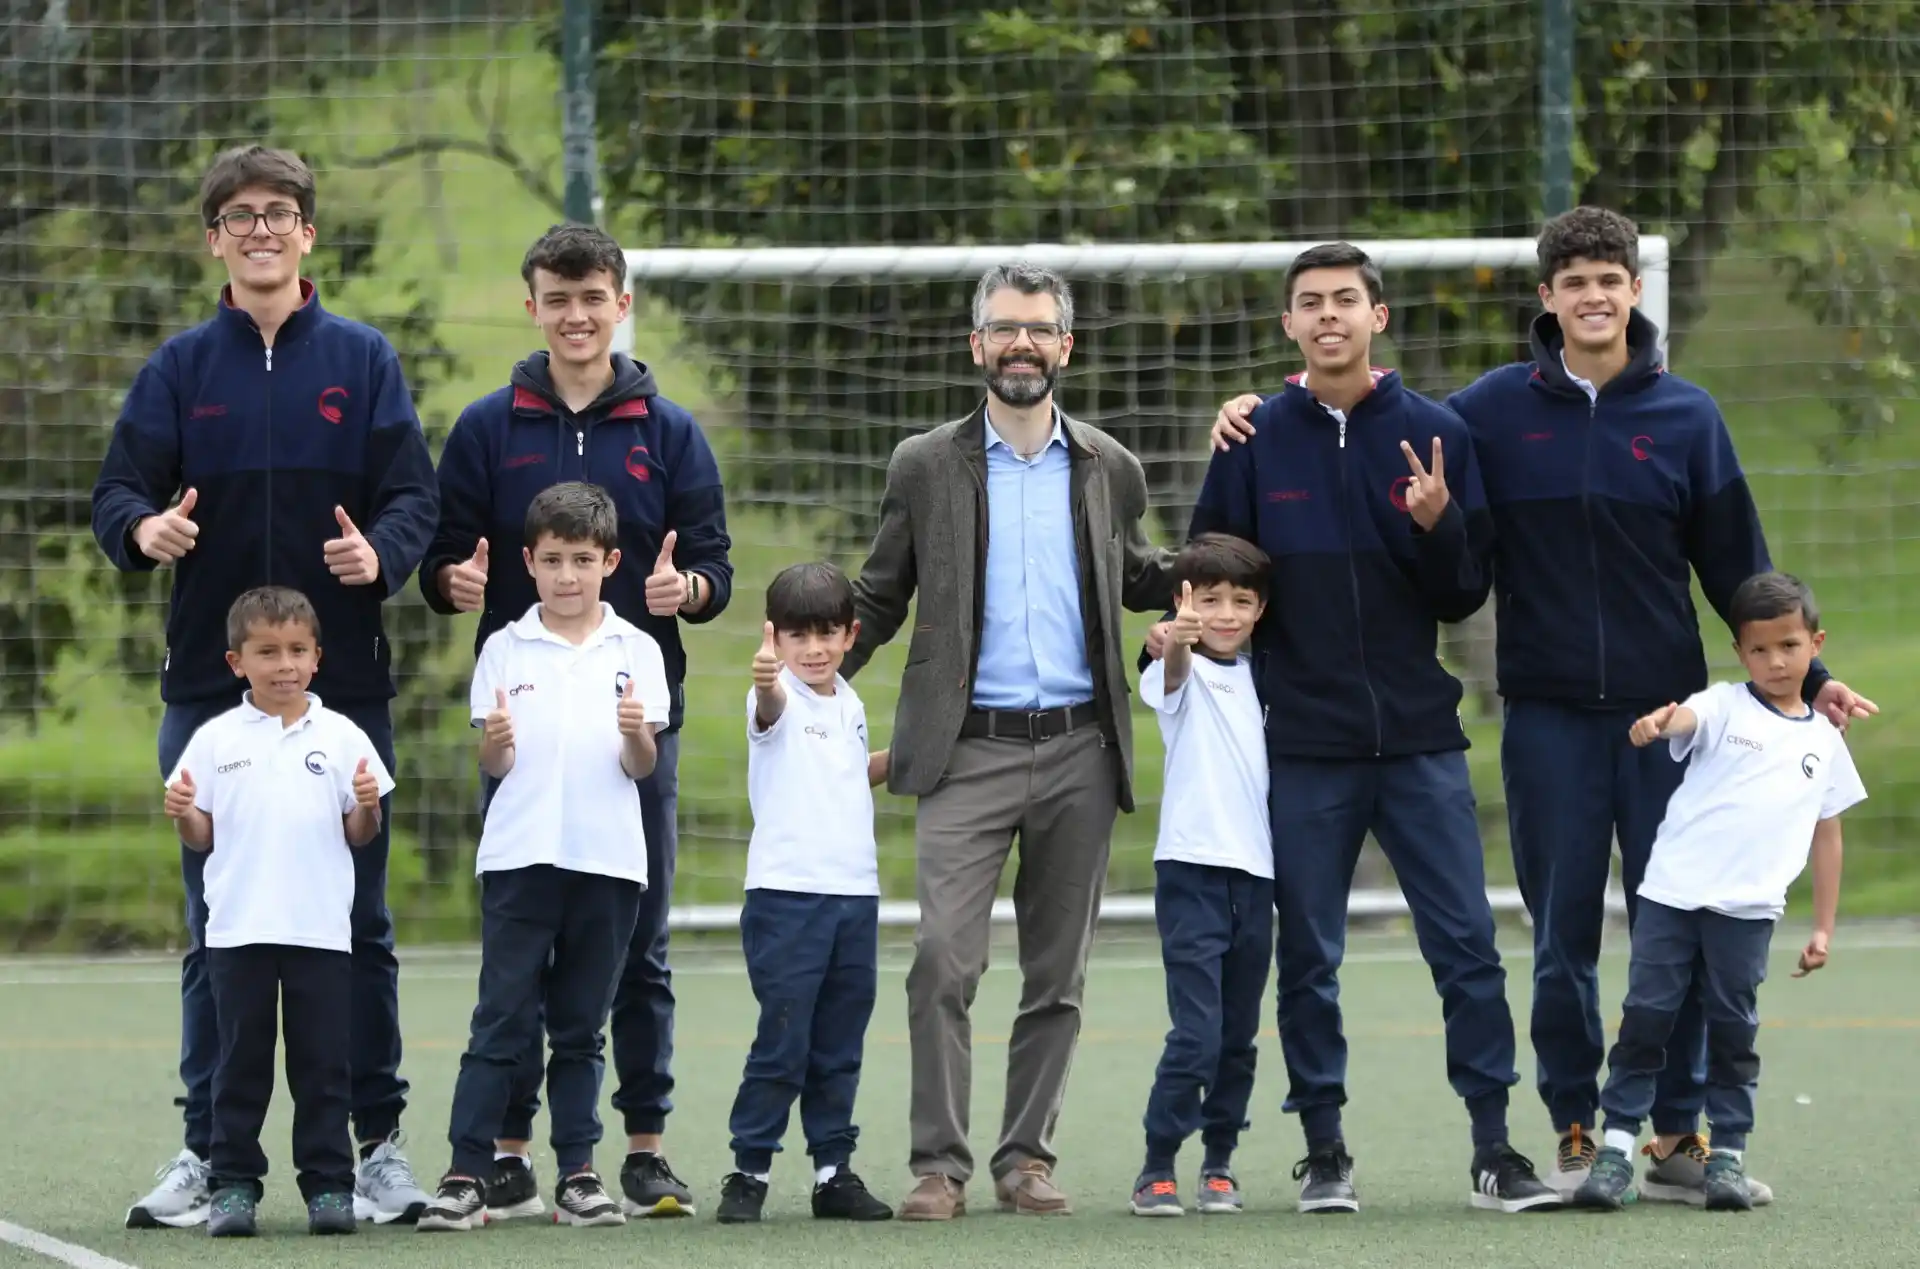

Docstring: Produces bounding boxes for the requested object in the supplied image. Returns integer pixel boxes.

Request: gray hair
[971,261,1075,334]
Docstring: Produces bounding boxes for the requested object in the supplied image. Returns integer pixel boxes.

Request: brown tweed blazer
[842,402,1176,812]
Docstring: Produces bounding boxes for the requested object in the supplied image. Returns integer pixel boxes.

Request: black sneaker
[416,1175,487,1232]
[1551,1126,1599,1196]
[1196,1168,1243,1215]
[812,1170,893,1221]
[1293,1144,1359,1213]
[206,1187,258,1238]
[1128,1172,1183,1217]
[307,1191,357,1235]
[716,1172,768,1224]
[1470,1144,1562,1213]
[485,1156,545,1220]
[1572,1145,1635,1211]
[620,1151,696,1218]
[554,1170,626,1227]
[1701,1151,1753,1212]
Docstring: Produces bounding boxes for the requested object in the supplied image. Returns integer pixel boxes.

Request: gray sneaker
[1636,1135,1774,1207]
[354,1131,432,1225]
[126,1149,213,1229]
[1128,1173,1183,1217]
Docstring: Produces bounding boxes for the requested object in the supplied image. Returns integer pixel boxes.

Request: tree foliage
[582,0,1920,537]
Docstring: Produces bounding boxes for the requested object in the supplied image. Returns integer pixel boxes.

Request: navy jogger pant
[1502,699,1705,1135]
[1269,751,1519,1149]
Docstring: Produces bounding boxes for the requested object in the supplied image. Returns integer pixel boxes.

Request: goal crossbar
[622,236,1666,931]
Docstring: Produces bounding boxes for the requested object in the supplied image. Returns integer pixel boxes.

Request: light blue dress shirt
[971,409,1094,710]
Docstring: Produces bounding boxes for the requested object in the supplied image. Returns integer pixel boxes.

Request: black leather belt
[960,701,1100,742]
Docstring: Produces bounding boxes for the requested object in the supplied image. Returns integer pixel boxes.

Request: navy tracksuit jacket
[1443,309,1816,1132]
[91,281,439,705]
[420,351,734,734]
[1186,369,1519,1148]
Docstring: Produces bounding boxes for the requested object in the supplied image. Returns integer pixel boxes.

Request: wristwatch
[680,570,701,610]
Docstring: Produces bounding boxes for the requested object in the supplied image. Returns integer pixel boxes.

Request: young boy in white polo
[418,481,671,1233]
[163,586,394,1239]
[1128,533,1274,1218]
[1574,571,1866,1213]
[715,562,893,1225]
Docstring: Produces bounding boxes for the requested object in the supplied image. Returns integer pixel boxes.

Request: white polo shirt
[744,668,879,896]
[1638,681,1868,920]
[164,693,395,953]
[1141,654,1272,879]
[469,604,671,884]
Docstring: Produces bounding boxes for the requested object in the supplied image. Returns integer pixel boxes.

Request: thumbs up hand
[752,621,782,689]
[324,505,381,586]
[1171,581,1204,648]
[135,488,201,564]
[441,537,489,613]
[484,687,516,749]
[1630,702,1679,748]
[351,757,381,810]
[617,676,648,738]
[164,768,198,819]
[644,530,689,616]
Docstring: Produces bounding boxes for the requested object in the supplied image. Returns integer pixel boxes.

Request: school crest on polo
[304,750,327,775]
[614,670,631,697]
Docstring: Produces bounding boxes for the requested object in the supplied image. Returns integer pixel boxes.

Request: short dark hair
[1537,206,1639,285]
[522,223,628,295]
[524,481,619,551]
[1728,571,1821,638]
[766,562,857,634]
[199,145,316,227]
[972,261,1075,333]
[1285,242,1384,309]
[1175,532,1272,601]
[226,586,320,652]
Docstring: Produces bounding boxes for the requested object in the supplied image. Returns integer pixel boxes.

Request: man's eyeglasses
[979,321,1064,347]
[211,208,303,237]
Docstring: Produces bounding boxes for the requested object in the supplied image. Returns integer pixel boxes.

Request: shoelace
[1142,1180,1177,1197]
[1292,1152,1351,1185]
[1643,1135,1710,1166]
[563,1175,611,1205]
[157,1154,210,1189]
[641,1155,689,1187]
[1203,1176,1235,1193]
[1560,1126,1595,1167]
[364,1147,423,1194]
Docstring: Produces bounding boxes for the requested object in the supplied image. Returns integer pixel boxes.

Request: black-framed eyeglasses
[211,208,303,237]
[979,321,1064,347]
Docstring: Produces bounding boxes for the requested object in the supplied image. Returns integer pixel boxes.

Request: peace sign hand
[1398,436,1451,531]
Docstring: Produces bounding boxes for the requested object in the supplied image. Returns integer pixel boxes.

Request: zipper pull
[1338,419,1347,449]
[265,347,273,372]
[577,430,585,457]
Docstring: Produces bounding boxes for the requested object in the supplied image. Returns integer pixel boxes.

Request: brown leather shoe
[994,1160,1072,1215]
[898,1173,966,1221]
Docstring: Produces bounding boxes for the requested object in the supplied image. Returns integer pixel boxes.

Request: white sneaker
[353,1131,432,1225]
[126,1148,212,1228]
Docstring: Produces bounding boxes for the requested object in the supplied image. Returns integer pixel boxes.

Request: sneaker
[553,1170,626,1227]
[126,1148,213,1229]
[485,1156,545,1221]
[354,1131,432,1225]
[307,1191,357,1236]
[1549,1125,1599,1195]
[1572,1146,1636,1211]
[620,1151,697,1218]
[206,1187,258,1238]
[812,1170,893,1221]
[1293,1144,1359,1214]
[416,1175,488,1233]
[1638,1135,1775,1207]
[1702,1151,1753,1212]
[1470,1144,1562,1213]
[1128,1173,1183,1218]
[716,1172,768,1224]
[1196,1168,1243,1215]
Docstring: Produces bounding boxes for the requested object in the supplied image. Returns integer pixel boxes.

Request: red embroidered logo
[1630,435,1653,461]
[503,453,546,469]
[1522,431,1554,441]
[1265,489,1310,502]
[318,386,348,424]
[191,404,227,419]
[1389,476,1412,513]
[625,446,651,482]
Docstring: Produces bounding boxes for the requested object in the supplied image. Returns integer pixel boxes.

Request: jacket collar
[953,399,1097,463]
[1527,308,1666,397]
[217,278,320,343]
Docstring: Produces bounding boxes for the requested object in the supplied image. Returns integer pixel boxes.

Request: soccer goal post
[622,238,1664,933]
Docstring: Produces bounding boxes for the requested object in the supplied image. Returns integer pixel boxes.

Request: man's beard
[984,354,1057,407]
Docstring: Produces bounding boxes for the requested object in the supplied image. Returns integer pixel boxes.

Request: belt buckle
[1026,710,1049,743]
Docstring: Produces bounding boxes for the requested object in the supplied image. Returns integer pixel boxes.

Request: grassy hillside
[1,29,1913,948]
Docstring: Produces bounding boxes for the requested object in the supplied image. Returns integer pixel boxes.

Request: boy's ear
[1810,628,1826,655]
[226,651,244,676]
[604,547,621,576]
[847,617,861,644]
[524,546,536,577]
